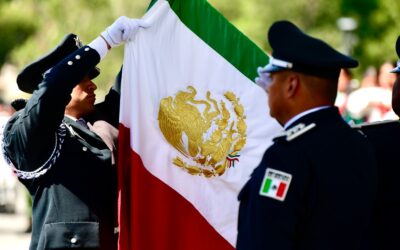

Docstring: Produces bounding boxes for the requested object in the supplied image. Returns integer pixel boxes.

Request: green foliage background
[2,0,400,98]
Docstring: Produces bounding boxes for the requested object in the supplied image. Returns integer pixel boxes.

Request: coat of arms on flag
[158,85,247,178]
[259,168,292,201]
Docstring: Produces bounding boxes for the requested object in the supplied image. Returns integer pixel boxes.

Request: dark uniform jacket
[354,120,400,250]
[2,46,119,250]
[237,107,377,250]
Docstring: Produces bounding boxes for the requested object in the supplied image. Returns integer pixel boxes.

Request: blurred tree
[9,0,149,96]
[0,0,36,67]
[340,0,398,72]
[210,0,400,79]
[4,0,400,96]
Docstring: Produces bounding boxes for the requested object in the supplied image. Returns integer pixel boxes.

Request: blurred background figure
[346,65,395,123]
[378,61,396,89]
[377,61,398,120]
[0,98,31,235]
[0,98,17,214]
[335,68,357,122]
[361,65,378,88]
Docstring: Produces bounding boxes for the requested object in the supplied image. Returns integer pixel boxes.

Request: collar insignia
[273,123,316,142]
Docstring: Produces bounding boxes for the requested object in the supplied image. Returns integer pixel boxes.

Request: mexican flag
[118,0,281,249]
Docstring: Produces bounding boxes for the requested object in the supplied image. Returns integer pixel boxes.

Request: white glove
[255,66,271,89]
[101,16,148,48]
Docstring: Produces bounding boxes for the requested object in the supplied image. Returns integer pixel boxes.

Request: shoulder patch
[259,168,292,201]
[273,123,316,142]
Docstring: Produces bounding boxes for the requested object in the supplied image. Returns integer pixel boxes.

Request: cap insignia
[74,36,83,48]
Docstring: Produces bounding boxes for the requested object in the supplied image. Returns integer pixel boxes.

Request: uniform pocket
[44,221,99,249]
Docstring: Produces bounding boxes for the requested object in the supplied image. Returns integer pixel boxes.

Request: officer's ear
[286,72,300,99]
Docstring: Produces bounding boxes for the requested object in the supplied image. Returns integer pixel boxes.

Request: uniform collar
[65,114,78,121]
[284,106,331,130]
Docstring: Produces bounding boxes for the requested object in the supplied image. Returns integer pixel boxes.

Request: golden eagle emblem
[158,86,247,178]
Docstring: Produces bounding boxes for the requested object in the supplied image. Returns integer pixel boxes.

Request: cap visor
[88,67,100,80]
[390,66,400,73]
[259,64,286,73]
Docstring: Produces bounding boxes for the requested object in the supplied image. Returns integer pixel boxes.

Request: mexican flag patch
[259,168,292,201]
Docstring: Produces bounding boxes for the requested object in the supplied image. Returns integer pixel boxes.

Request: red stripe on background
[276,182,287,198]
[118,124,234,250]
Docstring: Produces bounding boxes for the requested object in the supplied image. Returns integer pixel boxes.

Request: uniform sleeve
[3,46,101,174]
[237,143,312,250]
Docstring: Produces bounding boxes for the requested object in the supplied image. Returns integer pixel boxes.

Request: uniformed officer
[2,17,146,250]
[352,36,400,250]
[236,20,377,250]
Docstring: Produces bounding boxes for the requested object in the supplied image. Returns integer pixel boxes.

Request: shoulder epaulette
[273,123,316,142]
[351,119,399,129]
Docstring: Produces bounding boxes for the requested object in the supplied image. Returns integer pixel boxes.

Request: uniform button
[67,61,73,65]
[70,237,77,244]
[75,55,81,60]
[82,146,88,151]
[84,47,90,51]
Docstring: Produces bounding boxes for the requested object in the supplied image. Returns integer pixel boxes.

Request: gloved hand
[101,16,148,48]
[255,66,272,89]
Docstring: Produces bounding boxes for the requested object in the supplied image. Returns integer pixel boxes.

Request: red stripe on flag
[276,182,287,198]
[118,124,234,250]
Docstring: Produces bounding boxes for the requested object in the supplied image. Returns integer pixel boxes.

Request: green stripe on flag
[261,178,272,194]
[148,0,269,83]
[148,0,157,10]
